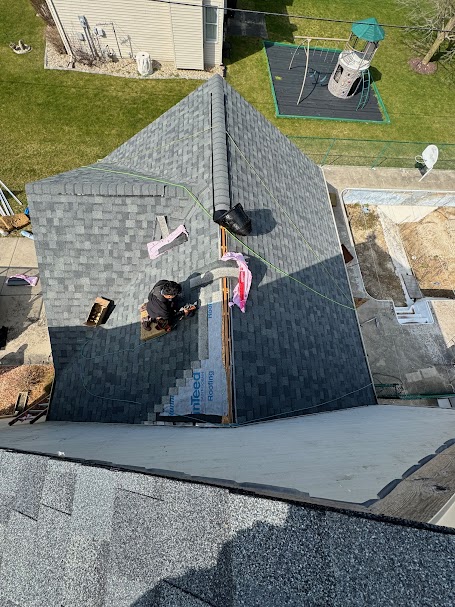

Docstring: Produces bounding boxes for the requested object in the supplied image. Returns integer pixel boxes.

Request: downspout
[169,1,176,69]
[45,0,74,59]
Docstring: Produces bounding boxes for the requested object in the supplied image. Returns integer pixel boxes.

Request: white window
[204,6,217,42]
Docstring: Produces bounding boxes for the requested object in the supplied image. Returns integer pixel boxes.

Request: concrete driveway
[0,238,51,365]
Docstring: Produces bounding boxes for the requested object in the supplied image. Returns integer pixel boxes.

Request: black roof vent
[213,203,252,236]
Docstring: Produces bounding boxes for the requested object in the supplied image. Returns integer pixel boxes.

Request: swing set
[289,36,349,105]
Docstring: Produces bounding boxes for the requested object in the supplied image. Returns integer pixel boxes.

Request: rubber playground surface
[264,41,388,123]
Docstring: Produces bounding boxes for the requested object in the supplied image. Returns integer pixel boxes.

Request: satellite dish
[416,144,438,181]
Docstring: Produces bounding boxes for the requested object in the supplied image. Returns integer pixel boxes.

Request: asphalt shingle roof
[223,82,376,420]
[26,75,375,424]
[0,449,454,607]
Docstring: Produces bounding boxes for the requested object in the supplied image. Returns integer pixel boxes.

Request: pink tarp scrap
[6,274,39,286]
[147,225,189,260]
[221,252,252,313]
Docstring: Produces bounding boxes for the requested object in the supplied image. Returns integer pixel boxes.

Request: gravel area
[45,41,224,80]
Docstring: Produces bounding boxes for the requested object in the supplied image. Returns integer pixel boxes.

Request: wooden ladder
[9,395,50,426]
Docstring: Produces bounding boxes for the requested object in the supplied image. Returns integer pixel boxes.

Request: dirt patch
[0,364,54,416]
[399,208,455,298]
[346,204,406,305]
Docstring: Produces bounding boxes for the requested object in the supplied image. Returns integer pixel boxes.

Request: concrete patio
[0,238,51,365]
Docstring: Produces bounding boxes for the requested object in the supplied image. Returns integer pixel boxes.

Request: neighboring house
[46,0,225,69]
[26,75,376,425]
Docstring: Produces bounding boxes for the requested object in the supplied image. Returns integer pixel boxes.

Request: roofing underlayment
[0,449,454,607]
[26,75,375,425]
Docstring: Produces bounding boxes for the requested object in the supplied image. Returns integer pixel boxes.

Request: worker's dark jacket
[146,280,179,321]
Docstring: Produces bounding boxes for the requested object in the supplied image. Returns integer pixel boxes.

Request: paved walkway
[0,238,51,365]
[323,166,455,193]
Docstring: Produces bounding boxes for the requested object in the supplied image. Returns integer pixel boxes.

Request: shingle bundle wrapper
[147,225,188,260]
[6,274,39,286]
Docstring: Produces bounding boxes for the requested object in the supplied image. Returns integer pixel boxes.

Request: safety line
[79,334,149,407]
[78,329,373,427]
[233,382,374,426]
[147,0,453,33]
[83,165,355,310]
[226,131,354,307]
[72,166,366,422]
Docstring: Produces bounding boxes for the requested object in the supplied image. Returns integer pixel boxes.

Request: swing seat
[309,70,329,86]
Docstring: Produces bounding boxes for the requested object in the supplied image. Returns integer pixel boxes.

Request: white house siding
[203,0,224,67]
[170,0,204,69]
[47,0,174,63]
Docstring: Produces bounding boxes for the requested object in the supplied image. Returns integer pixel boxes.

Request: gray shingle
[223,80,376,420]
[1,450,455,607]
[13,453,48,520]
[26,75,375,425]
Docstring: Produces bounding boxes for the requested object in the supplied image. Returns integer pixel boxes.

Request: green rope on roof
[226,131,354,308]
[83,165,355,311]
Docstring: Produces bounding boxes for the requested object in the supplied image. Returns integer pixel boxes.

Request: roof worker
[142,280,196,332]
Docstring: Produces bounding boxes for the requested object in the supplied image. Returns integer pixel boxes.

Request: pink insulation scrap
[221,252,252,313]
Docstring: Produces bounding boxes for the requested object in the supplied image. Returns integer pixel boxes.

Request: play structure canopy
[351,17,385,42]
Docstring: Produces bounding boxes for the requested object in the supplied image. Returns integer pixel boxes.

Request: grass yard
[226,0,455,145]
[0,0,202,210]
[1,0,454,210]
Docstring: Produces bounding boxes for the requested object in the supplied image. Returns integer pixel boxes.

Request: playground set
[264,17,389,123]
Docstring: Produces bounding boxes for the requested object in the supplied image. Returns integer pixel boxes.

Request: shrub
[29,0,54,26]
[47,25,66,55]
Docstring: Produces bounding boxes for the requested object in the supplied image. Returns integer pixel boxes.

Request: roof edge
[2,444,455,536]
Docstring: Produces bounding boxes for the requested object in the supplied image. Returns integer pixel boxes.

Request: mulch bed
[0,365,54,416]
[408,57,437,75]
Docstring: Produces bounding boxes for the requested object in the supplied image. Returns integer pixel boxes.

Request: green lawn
[1,0,454,212]
[0,0,202,210]
[226,0,455,146]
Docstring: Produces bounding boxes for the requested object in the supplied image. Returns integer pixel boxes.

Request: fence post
[321,138,336,166]
[371,142,392,169]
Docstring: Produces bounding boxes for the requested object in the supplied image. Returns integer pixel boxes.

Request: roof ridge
[210,75,230,217]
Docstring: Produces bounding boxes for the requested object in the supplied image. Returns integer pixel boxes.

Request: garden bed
[346,204,407,305]
[45,41,223,80]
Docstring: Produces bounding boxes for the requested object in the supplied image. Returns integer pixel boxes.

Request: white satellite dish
[136,52,152,76]
[415,144,438,181]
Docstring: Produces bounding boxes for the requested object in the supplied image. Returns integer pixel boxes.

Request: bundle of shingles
[0,180,29,233]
